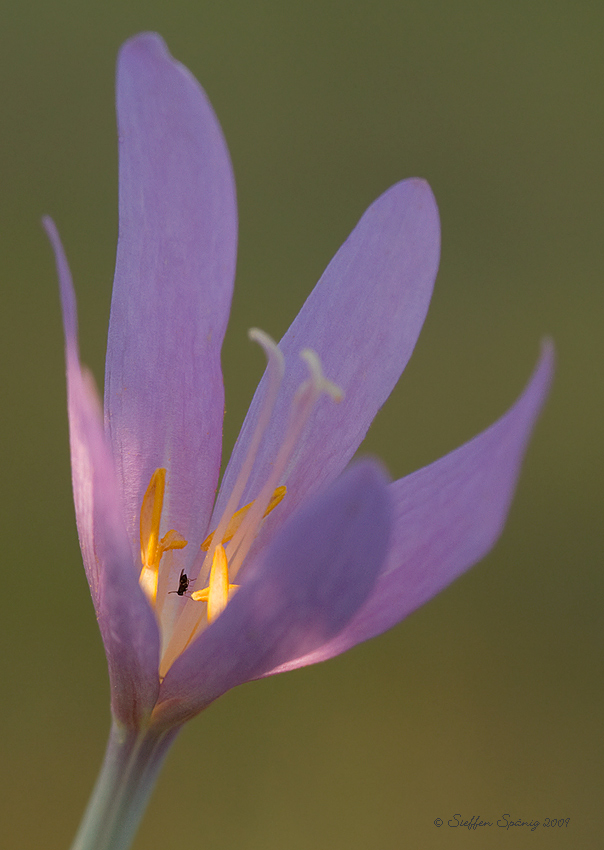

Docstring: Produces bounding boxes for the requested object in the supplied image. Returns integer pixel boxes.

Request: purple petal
[152,460,391,727]
[267,342,554,673]
[105,33,238,559]
[45,217,160,727]
[214,179,440,530]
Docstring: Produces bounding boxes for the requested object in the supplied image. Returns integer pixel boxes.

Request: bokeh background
[1,1,601,848]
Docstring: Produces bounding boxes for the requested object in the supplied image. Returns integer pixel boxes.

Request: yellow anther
[157,529,188,558]
[138,468,187,606]
[200,485,286,551]
[191,543,239,623]
[140,468,166,569]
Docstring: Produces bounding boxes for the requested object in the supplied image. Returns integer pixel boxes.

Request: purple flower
[45,33,553,734]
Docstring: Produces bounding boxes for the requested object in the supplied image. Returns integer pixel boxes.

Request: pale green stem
[69,719,180,850]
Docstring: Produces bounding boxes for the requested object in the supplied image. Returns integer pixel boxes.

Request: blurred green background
[1,1,601,848]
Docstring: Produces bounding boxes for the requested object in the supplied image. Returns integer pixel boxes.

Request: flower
[45,33,553,735]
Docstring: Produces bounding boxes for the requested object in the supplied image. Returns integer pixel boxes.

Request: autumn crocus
[44,32,553,850]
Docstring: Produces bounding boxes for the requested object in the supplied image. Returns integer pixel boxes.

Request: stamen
[138,468,187,607]
[159,330,285,675]
[190,544,239,623]
[140,468,166,571]
[200,486,286,551]
[225,347,343,579]
[157,335,343,679]
[157,528,188,556]
[197,329,284,569]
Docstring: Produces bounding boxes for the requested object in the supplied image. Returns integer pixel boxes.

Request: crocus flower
[44,32,553,850]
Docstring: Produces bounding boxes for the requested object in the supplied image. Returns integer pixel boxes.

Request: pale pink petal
[105,33,238,560]
[214,179,440,531]
[268,342,554,673]
[45,217,160,727]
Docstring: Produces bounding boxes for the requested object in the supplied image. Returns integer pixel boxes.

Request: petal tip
[392,175,439,211]
[527,337,556,410]
[539,336,556,373]
[41,214,55,237]
[347,456,392,490]
[119,31,168,59]
[117,33,183,84]
[381,177,441,256]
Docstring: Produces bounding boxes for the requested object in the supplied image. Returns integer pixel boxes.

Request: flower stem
[69,719,180,850]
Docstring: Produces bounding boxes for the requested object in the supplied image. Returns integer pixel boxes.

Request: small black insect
[169,568,190,597]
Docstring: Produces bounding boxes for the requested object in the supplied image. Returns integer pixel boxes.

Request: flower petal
[105,33,238,559]
[152,460,391,727]
[214,179,439,528]
[267,342,554,673]
[45,217,160,727]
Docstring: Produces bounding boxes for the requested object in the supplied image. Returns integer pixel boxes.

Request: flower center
[189,484,287,623]
[137,328,342,678]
